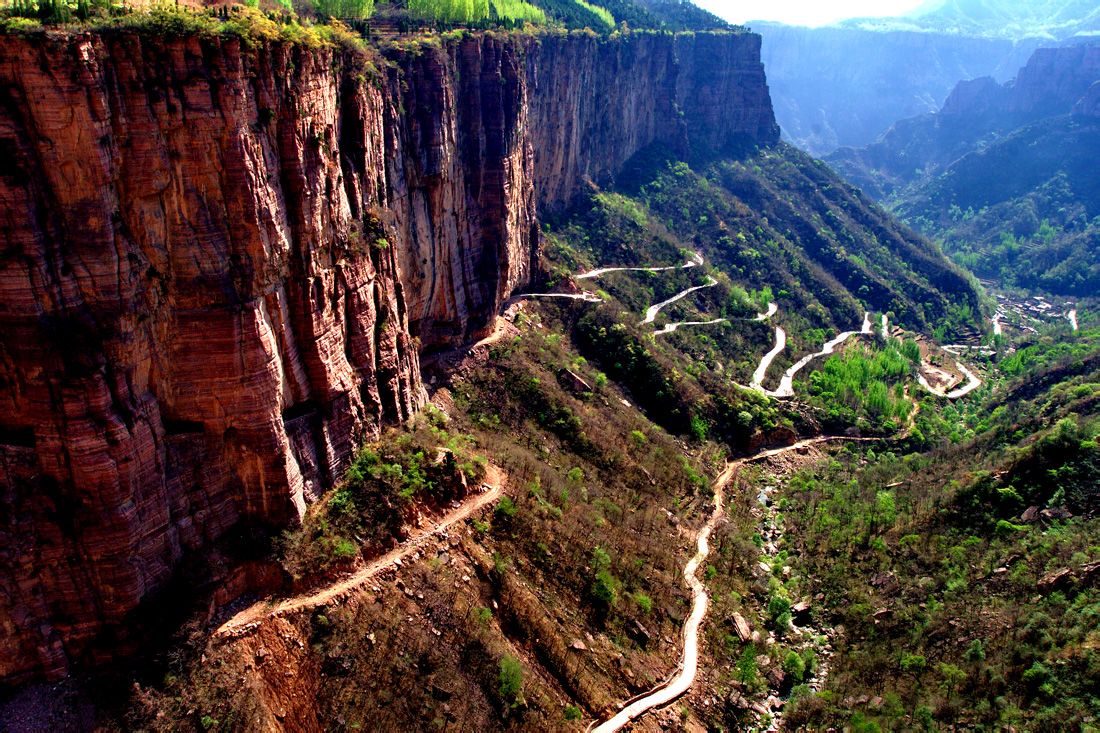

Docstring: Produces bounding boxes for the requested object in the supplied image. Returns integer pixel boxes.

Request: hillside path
[215,465,506,638]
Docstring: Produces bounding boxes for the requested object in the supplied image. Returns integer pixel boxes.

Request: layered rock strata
[0,27,777,683]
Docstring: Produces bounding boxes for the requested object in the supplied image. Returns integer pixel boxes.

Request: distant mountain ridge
[750,0,1100,155]
[830,0,1100,41]
[753,22,1040,154]
[827,42,1100,296]
[905,0,1100,41]
[828,42,1100,198]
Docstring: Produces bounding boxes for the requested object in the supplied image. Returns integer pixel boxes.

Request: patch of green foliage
[490,0,545,24]
[407,0,489,23]
[806,344,914,431]
[280,411,486,583]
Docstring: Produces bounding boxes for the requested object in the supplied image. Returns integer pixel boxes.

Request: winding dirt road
[755,302,779,321]
[641,277,719,325]
[577,252,703,281]
[917,359,982,399]
[654,318,728,336]
[769,325,867,398]
[750,326,788,392]
[748,313,872,398]
[655,301,777,337]
[215,465,507,638]
[525,292,603,303]
[589,437,861,732]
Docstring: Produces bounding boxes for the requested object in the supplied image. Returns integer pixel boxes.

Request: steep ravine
[0,28,778,683]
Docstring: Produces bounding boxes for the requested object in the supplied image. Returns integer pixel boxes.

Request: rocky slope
[0,26,777,684]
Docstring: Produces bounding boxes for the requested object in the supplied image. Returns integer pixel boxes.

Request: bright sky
[695,0,931,27]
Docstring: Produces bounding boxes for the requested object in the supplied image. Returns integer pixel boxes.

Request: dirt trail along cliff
[0,27,779,682]
[577,251,703,280]
[216,464,506,638]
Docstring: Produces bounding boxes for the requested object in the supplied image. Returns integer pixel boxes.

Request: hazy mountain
[755,22,1039,154]
[902,0,1100,40]
[752,0,1100,155]
[829,43,1100,296]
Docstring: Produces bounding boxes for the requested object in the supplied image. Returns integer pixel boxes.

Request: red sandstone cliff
[0,27,777,683]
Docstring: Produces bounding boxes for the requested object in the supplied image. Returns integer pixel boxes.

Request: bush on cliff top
[0,3,371,50]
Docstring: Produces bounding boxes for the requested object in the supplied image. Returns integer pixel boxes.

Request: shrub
[689,414,708,441]
[495,496,518,518]
[783,650,806,682]
[592,569,619,607]
[498,655,523,707]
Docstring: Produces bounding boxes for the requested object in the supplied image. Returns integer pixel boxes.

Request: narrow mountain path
[755,302,779,321]
[576,251,703,280]
[641,277,719,325]
[654,318,728,336]
[768,318,870,398]
[655,302,776,337]
[945,361,982,398]
[524,292,603,303]
[750,326,788,392]
[215,465,507,638]
[943,344,995,356]
[589,437,867,733]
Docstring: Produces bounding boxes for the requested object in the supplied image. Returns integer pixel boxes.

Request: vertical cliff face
[525,32,778,209]
[0,27,777,683]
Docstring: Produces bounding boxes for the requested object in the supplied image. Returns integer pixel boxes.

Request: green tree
[313,0,375,18]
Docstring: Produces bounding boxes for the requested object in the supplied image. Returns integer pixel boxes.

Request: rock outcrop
[0,28,777,683]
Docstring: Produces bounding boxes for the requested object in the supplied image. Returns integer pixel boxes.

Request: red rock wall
[0,28,776,683]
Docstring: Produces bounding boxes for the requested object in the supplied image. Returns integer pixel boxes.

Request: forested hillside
[1,3,1096,733]
[779,329,1100,731]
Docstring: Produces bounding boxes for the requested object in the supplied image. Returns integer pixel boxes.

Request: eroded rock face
[0,29,776,683]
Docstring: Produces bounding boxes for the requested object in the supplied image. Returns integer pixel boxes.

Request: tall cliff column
[380,35,537,348]
[0,32,425,683]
